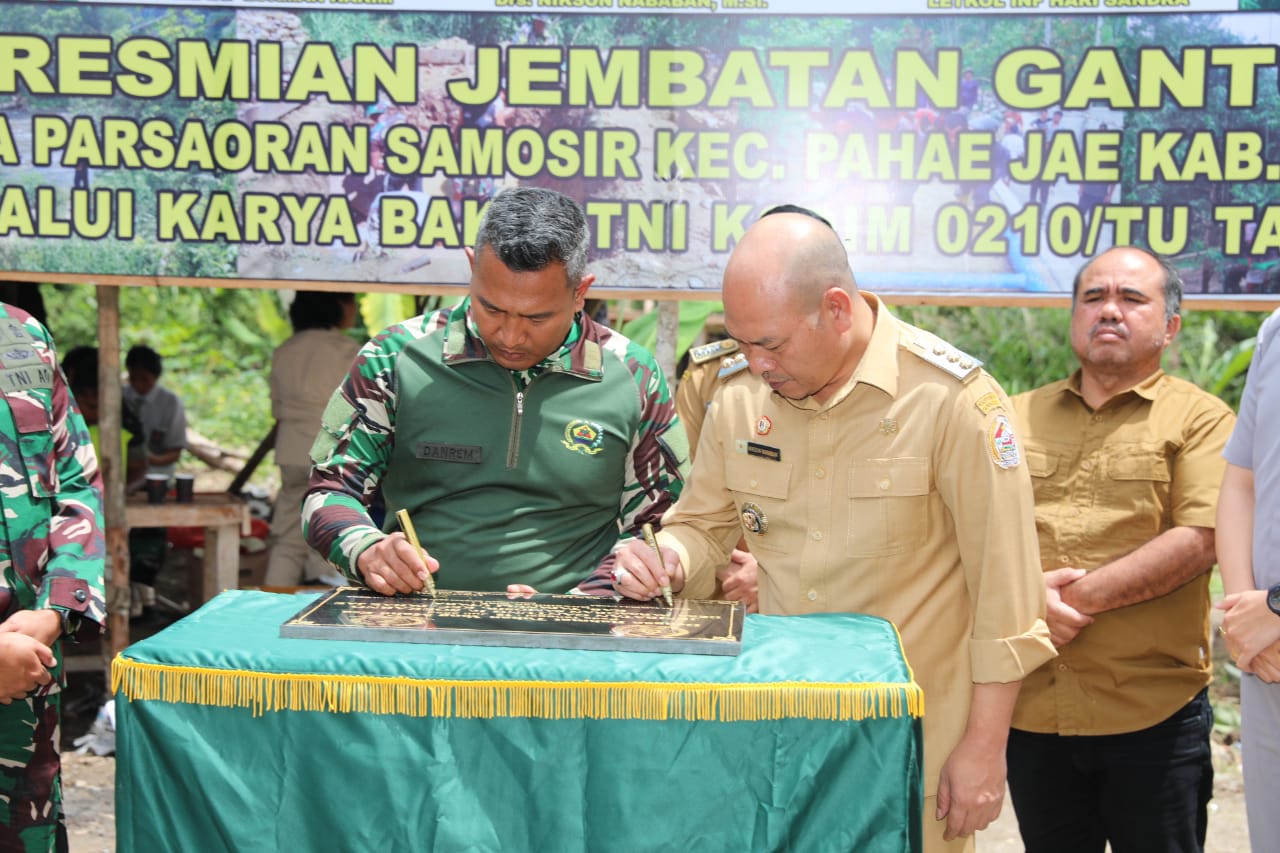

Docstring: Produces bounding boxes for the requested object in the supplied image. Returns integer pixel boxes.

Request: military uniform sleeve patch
[974,391,1003,415]
[311,392,357,464]
[988,414,1021,469]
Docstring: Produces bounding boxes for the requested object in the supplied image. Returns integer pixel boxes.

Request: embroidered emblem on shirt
[746,442,781,462]
[988,414,1021,469]
[562,419,605,455]
[879,418,898,435]
[756,415,772,436]
[974,392,1003,415]
[741,502,769,536]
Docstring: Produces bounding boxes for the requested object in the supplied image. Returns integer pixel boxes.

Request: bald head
[724,213,854,314]
[722,212,871,404]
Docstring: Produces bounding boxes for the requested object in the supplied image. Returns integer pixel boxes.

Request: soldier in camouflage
[304,187,688,596]
[0,303,106,851]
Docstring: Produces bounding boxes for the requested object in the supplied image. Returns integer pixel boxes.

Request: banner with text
[2,1,1279,297]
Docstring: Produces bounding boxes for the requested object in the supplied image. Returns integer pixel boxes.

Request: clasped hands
[1216,590,1280,683]
[0,610,59,704]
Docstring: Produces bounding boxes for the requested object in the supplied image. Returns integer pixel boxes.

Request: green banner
[2,2,1279,299]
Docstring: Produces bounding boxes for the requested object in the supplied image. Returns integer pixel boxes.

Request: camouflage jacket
[0,305,106,651]
[304,299,688,594]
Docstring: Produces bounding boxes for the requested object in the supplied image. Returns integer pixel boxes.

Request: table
[124,492,250,605]
[113,591,924,853]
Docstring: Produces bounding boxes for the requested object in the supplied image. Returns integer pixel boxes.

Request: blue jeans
[1006,689,1213,853]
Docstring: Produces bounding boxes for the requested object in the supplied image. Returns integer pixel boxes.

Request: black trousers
[1006,689,1214,853]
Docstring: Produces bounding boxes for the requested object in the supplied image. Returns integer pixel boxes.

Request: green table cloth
[114,590,923,852]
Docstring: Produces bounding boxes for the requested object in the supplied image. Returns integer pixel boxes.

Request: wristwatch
[1269,583,1280,618]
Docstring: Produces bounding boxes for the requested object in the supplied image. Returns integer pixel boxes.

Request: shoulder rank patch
[689,339,739,364]
[717,352,749,380]
[909,332,983,381]
[974,391,1003,414]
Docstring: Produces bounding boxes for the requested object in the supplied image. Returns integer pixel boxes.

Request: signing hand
[718,549,759,613]
[356,533,439,596]
[610,538,685,602]
[0,633,54,703]
[1043,568,1092,647]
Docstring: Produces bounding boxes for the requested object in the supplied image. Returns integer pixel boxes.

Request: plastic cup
[144,474,169,504]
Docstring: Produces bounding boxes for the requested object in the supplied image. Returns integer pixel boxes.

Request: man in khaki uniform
[675,339,748,454]
[613,212,1055,852]
[675,339,757,611]
[1006,246,1235,852]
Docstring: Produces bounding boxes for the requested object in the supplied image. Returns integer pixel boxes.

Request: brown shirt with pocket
[1011,370,1235,735]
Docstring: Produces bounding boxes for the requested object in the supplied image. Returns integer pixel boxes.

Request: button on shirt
[1012,370,1235,736]
[660,294,1054,795]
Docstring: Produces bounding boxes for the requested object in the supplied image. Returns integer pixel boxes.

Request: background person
[1216,305,1280,851]
[122,344,187,619]
[266,291,361,587]
[1007,246,1235,852]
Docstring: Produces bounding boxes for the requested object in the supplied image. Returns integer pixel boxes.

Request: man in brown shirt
[613,212,1055,852]
[1008,246,1236,852]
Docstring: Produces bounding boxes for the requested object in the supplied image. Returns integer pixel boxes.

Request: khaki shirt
[660,294,1055,795]
[675,340,748,455]
[1012,370,1235,735]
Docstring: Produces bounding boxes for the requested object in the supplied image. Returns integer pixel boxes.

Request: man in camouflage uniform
[0,304,107,851]
[305,187,687,595]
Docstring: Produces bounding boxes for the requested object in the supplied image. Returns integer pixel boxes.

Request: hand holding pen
[610,528,684,604]
[353,510,440,596]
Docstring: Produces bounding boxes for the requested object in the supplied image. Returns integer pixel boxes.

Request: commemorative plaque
[280,587,745,656]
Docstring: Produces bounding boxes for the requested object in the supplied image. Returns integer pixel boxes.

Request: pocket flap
[849,458,929,498]
[1108,450,1171,482]
[726,459,792,499]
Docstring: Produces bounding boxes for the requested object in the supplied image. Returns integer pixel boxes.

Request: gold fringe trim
[112,656,923,722]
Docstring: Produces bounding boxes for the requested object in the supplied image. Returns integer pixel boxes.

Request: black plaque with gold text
[280,587,744,656]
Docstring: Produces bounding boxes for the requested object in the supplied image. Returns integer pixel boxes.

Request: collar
[441,297,600,381]
[1060,368,1166,407]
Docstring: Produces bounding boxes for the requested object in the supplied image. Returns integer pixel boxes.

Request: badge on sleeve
[988,415,1021,469]
[974,392,1003,415]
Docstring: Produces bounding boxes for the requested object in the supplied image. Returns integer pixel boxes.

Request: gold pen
[641,522,674,607]
[395,509,437,595]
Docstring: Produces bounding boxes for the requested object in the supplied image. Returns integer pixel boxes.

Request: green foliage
[360,293,419,335]
[620,301,720,362]
[41,285,280,464]
[893,304,1076,397]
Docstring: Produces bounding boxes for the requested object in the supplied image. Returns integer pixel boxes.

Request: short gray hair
[1071,246,1183,322]
[474,187,590,285]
